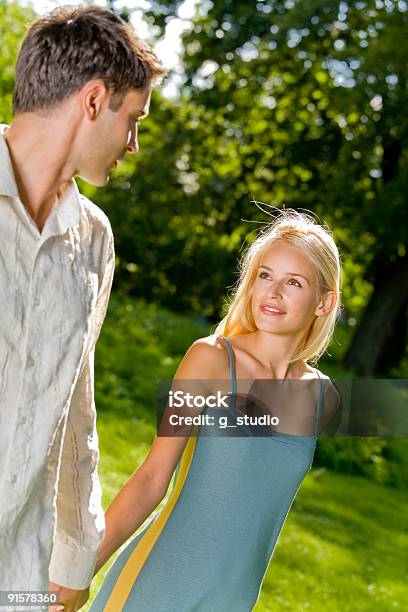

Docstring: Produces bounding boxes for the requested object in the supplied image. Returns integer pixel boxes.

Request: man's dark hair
[12,5,166,114]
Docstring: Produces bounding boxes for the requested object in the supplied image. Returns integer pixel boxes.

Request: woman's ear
[315,291,337,318]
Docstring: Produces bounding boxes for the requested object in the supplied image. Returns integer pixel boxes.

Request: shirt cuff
[48,533,98,589]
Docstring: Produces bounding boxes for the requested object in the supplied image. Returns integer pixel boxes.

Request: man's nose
[127,126,139,154]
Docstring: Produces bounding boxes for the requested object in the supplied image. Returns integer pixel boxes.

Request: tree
[140,0,408,374]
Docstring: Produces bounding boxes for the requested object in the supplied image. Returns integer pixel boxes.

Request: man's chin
[76,172,110,187]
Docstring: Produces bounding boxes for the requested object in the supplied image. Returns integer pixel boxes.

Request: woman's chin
[254,319,287,333]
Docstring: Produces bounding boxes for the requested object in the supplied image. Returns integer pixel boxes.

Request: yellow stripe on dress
[103,432,198,611]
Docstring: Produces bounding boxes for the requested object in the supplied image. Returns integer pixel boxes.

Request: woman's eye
[288,279,302,287]
[259,271,270,279]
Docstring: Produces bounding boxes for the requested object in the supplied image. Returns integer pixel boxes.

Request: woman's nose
[266,280,283,298]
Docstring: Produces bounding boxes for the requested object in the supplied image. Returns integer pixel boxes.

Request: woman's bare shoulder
[175,334,230,379]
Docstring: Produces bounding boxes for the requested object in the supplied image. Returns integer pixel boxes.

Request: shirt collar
[0,124,81,238]
[0,124,20,199]
[41,179,82,241]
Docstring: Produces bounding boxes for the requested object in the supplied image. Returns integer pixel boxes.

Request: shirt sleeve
[48,226,115,589]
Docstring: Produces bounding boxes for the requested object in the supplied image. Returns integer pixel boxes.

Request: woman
[89,209,341,611]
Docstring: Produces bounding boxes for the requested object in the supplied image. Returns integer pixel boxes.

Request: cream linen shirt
[0,125,114,599]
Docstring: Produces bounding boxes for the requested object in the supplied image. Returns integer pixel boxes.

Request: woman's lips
[260,305,286,316]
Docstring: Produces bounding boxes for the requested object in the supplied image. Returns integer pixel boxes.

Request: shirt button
[10,475,17,484]
[20,417,27,425]
[33,297,40,307]
[26,356,35,368]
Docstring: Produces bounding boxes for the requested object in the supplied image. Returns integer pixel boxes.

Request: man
[0,5,165,611]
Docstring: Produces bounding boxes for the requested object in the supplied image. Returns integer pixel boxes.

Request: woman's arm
[94,336,228,574]
[94,435,189,574]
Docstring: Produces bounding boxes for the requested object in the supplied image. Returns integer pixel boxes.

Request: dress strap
[221,336,237,410]
[315,370,324,436]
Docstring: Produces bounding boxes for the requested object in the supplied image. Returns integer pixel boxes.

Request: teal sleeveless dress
[90,338,324,611]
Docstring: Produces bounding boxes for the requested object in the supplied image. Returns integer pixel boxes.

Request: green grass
[83,294,408,610]
[254,469,408,611]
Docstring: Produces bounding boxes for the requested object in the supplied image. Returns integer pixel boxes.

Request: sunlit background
[23,0,200,97]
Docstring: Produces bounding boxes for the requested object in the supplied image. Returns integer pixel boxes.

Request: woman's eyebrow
[259,265,310,285]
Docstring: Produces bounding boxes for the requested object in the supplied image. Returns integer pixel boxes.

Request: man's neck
[4,115,76,231]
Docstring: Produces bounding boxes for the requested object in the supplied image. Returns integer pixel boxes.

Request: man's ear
[315,290,337,318]
[79,79,110,121]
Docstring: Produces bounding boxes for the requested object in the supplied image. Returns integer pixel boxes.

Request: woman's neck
[239,329,309,379]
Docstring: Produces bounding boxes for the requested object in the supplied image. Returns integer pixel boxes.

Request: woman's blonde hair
[215,208,342,365]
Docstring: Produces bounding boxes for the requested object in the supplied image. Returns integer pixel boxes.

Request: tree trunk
[376,295,408,373]
[344,130,406,376]
[343,255,408,375]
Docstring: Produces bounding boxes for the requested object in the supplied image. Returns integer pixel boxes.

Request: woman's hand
[48,581,89,612]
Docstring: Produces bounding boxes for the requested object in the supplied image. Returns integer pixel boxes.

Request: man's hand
[48,581,89,612]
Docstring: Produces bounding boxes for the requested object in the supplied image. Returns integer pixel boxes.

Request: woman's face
[250,240,323,336]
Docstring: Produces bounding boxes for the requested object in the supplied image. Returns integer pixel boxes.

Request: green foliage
[315,437,408,489]
[78,93,248,318]
[79,0,408,325]
[94,291,211,420]
[0,1,33,122]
